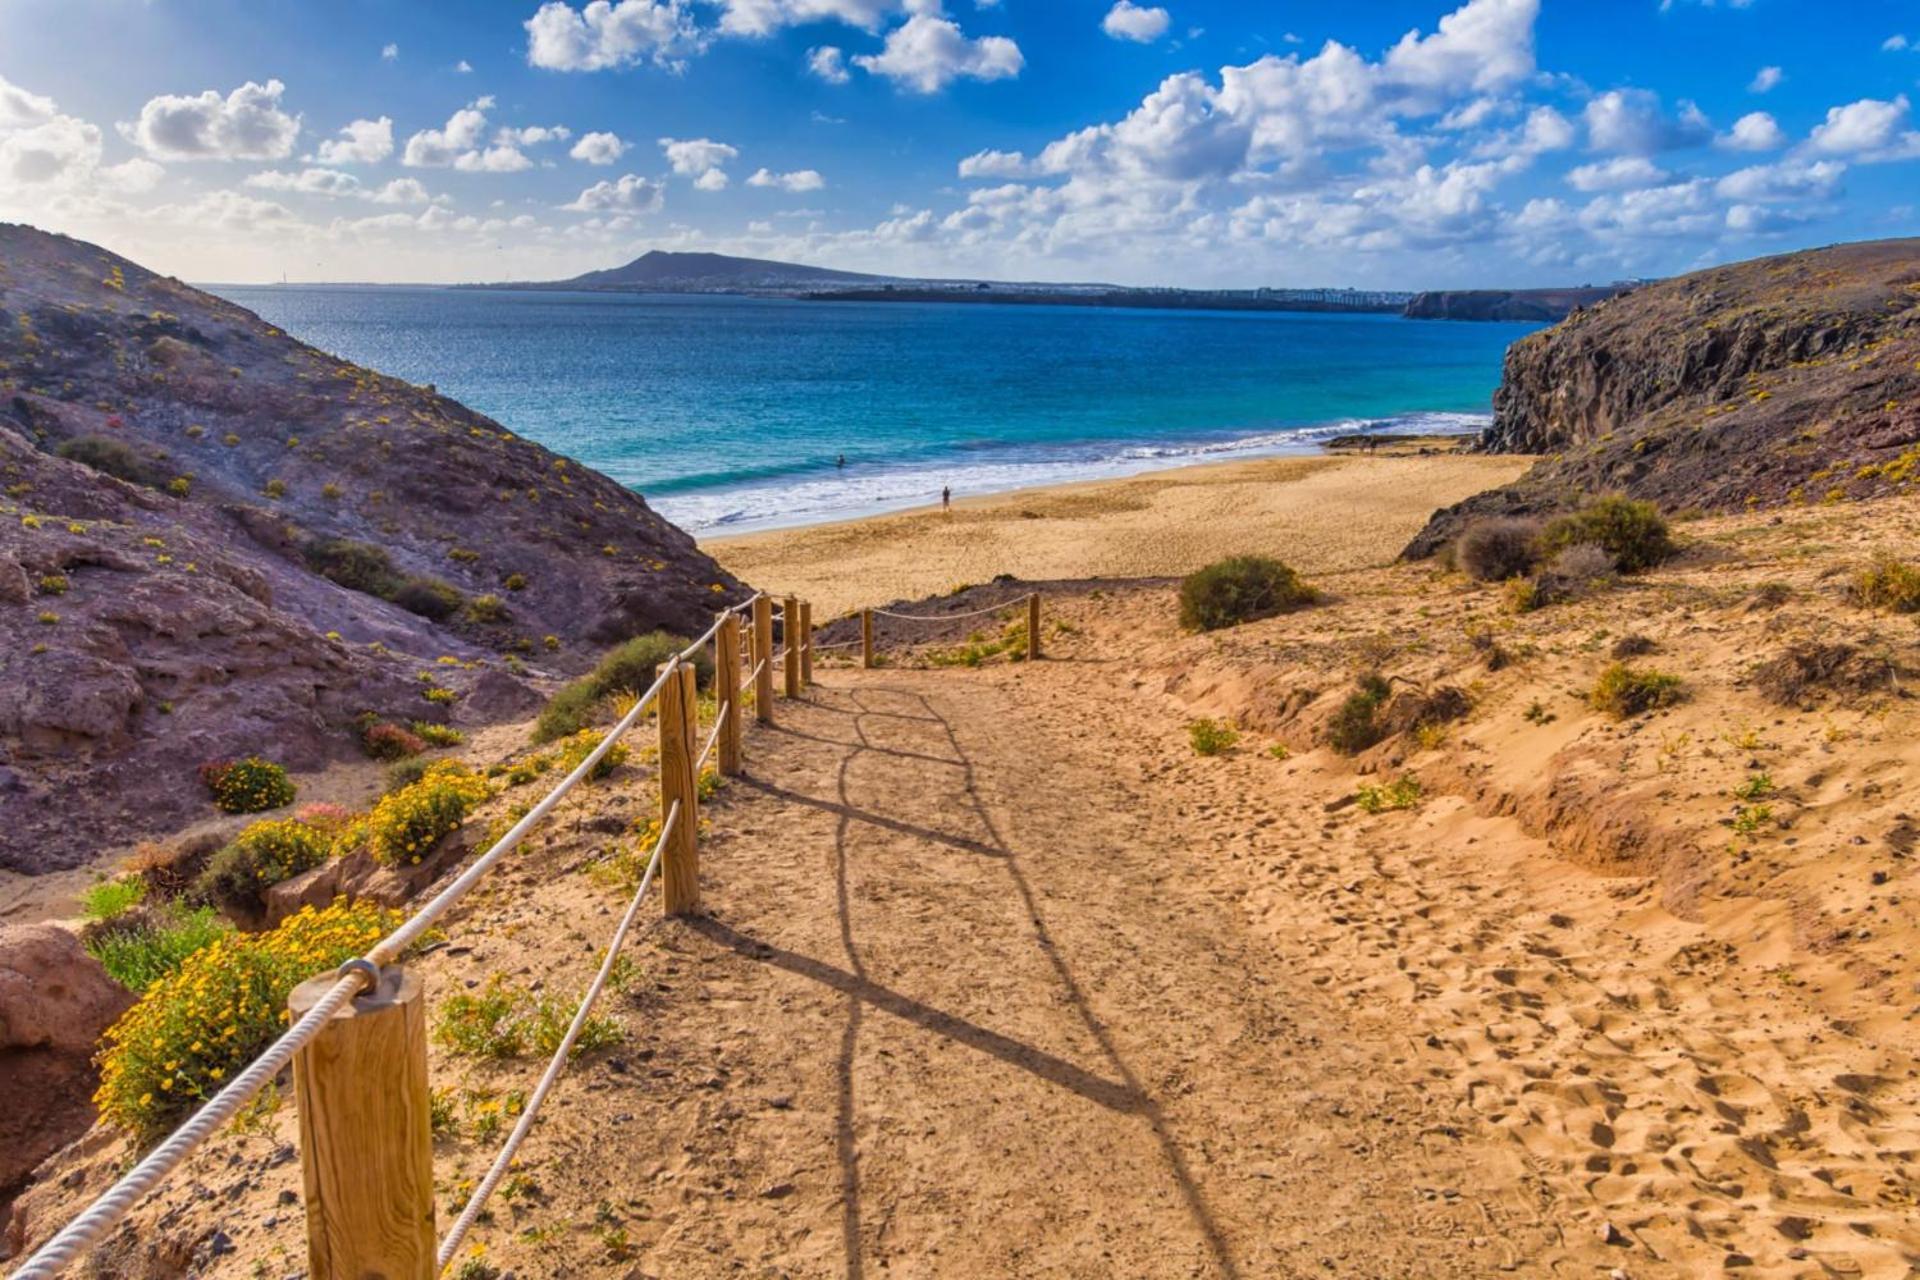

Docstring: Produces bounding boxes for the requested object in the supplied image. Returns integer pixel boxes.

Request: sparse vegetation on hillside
[1327,674,1392,754]
[199,757,295,814]
[536,631,706,743]
[433,973,623,1060]
[83,904,231,994]
[1188,718,1239,756]
[195,817,332,913]
[1590,662,1685,719]
[1455,517,1542,582]
[1541,496,1676,572]
[1178,556,1316,631]
[1850,554,1920,613]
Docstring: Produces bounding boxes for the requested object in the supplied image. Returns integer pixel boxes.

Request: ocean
[212,286,1539,536]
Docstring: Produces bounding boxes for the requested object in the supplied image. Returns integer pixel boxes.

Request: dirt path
[628,670,1569,1278]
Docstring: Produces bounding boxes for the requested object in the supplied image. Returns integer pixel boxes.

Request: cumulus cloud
[1566,155,1668,191]
[1748,65,1782,93]
[1102,1,1171,43]
[119,80,301,161]
[1882,34,1910,52]
[1,111,103,186]
[563,172,666,211]
[1714,158,1844,202]
[314,117,394,165]
[244,167,440,203]
[748,166,826,191]
[1583,88,1711,155]
[853,14,1023,92]
[382,43,399,61]
[524,0,704,71]
[403,99,492,167]
[958,147,1029,178]
[0,74,57,129]
[1718,110,1784,151]
[1806,95,1920,161]
[660,136,739,175]
[694,169,729,190]
[570,130,627,163]
[807,46,851,83]
[716,0,897,36]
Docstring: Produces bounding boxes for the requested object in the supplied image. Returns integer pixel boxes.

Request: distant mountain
[490,250,898,293]
[1402,285,1635,322]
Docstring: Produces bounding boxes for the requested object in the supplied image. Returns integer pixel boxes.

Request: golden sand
[703,452,1533,616]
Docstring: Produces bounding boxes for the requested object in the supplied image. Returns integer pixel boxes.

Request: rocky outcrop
[0,224,747,871]
[0,925,133,1232]
[1404,238,1920,558]
[1402,285,1630,322]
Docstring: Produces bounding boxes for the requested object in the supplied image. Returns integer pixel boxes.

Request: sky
[0,0,1916,289]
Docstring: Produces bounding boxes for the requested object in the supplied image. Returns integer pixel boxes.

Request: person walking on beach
[942,485,951,512]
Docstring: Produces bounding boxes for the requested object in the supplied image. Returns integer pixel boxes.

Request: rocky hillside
[0,224,744,873]
[1402,284,1631,322]
[1406,238,1920,556]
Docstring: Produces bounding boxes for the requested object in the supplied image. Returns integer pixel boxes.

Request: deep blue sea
[212,286,1538,535]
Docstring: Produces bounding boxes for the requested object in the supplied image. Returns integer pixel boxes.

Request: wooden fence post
[861,609,874,669]
[289,966,435,1280]
[752,596,774,725]
[716,611,743,776]
[1027,593,1042,661]
[658,661,700,915]
[783,595,801,698]
[799,600,813,687]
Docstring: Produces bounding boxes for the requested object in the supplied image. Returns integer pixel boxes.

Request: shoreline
[703,446,1533,618]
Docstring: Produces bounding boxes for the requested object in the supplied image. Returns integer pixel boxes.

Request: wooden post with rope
[1027,593,1042,661]
[752,596,774,724]
[799,599,813,687]
[783,595,801,698]
[288,966,436,1280]
[716,611,743,776]
[658,661,700,915]
[861,608,874,669]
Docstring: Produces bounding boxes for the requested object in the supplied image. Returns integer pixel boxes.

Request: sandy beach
[703,450,1533,616]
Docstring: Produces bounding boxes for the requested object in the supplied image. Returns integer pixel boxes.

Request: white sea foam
[650,410,1489,536]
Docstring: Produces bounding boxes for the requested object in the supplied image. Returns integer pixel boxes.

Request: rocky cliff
[1405,238,1920,557]
[1401,284,1630,322]
[0,225,745,872]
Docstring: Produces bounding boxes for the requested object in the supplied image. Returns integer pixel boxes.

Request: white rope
[744,659,766,686]
[812,640,861,651]
[436,801,678,1268]
[695,702,727,771]
[871,595,1030,623]
[13,645,696,1278]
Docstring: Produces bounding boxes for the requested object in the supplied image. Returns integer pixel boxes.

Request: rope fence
[10,583,1036,1278]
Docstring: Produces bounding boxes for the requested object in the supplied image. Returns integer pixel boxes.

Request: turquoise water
[213,286,1537,534]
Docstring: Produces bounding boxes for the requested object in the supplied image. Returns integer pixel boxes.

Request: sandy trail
[628,670,1568,1278]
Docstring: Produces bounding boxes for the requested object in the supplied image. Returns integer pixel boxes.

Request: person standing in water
[836,454,846,469]
[942,485,951,512]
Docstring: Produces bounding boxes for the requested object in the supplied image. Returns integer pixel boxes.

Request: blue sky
[0,0,1916,287]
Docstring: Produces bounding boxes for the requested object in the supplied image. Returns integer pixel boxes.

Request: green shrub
[392,576,464,621]
[1178,556,1317,631]
[55,435,155,486]
[94,901,402,1140]
[1455,518,1542,582]
[534,631,708,743]
[503,573,528,592]
[433,974,622,1060]
[1589,662,1685,719]
[1355,775,1423,814]
[199,756,295,814]
[305,537,399,595]
[411,722,466,748]
[385,756,432,792]
[1187,718,1239,756]
[1850,554,1920,613]
[196,818,331,912]
[467,593,509,623]
[1326,674,1391,755]
[552,729,630,781]
[1541,497,1675,573]
[84,904,230,993]
[81,876,146,923]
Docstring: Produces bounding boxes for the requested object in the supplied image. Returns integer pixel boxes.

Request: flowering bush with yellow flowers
[364,761,490,866]
[199,756,296,814]
[551,728,629,781]
[95,901,403,1141]
[195,818,332,913]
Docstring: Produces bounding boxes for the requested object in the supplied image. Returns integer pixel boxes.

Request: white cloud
[403,98,560,171]
[1748,65,1782,93]
[382,43,399,61]
[748,166,826,191]
[524,0,704,71]
[120,80,301,161]
[1566,155,1668,191]
[369,177,435,204]
[1,111,103,186]
[1102,1,1170,44]
[570,130,627,163]
[694,168,730,190]
[853,14,1023,92]
[244,167,440,203]
[1379,0,1538,95]
[497,124,572,146]
[1583,88,1711,155]
[958,147,1029,178]
[1883,34,1910,52]
[456,60,475,73]
[0,73,57,129]
[1715,158,1844,201]
[1807,95,1920,161]
[314,117,394,165]
[1718,110,1784,151]
[660,135,739,175]
[455,145,535,173]
[716,0,897,37]
[563,172,665,212]
[807,46,851,83]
